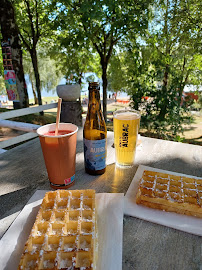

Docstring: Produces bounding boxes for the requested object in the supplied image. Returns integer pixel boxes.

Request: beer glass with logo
[113,109,140,167]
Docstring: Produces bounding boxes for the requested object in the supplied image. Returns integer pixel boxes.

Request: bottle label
[84,138,106,171]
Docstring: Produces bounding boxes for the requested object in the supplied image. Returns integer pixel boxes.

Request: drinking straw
[55,98,62,136]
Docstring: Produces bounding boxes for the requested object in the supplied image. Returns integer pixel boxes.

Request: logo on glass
[119,124,129,148]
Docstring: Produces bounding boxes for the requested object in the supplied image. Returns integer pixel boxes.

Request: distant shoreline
[0,92,130,105]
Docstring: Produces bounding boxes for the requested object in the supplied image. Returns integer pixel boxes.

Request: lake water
[0,74,129,103]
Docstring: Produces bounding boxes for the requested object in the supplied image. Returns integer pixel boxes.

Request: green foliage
[1,0,200,142]
[13,0,54,105]
[197,94,202,109]
[14,0,52,48]
[23,50,63,93]
[48,37,99,85]
[127,0,202,140]
[174,135,185,143]
[49,0,153,120]
[0,76,6,95]
[107,52,126,93]
[85,74,98,84]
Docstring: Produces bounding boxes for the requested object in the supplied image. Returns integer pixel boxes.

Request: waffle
[136,170,202,218]
[18,190,98,270]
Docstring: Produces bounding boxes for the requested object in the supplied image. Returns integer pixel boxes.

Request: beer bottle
[83,82,107,175]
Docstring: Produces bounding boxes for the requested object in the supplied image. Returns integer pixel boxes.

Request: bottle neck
[88,89,101,111]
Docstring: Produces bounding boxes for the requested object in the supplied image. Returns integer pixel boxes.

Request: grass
[0,108,57,149]
[0,108,56,125]
[29,96,58,105]
[179,114,202,145]
[11,112,57,125]
[138,113,202,145]
[0,105,201,145]
[29,95,89,105]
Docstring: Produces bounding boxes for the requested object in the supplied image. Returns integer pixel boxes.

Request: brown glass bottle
[83,82,107,175]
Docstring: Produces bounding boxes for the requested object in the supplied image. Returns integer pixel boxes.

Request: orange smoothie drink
[37,123,78,189]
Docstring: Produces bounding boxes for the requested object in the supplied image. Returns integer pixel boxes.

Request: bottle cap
[89,82,100,90]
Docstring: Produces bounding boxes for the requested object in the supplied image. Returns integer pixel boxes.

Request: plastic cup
[37,123,78,189]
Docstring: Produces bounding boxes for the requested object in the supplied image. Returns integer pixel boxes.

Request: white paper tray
[124,165,202,236]
[0,190,124,270]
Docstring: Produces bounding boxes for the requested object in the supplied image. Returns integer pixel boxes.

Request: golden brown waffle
[136,170,202,218]
[18,190,98,270]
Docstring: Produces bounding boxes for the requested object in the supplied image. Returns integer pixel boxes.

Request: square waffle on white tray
[124,165,202,236]
[18,189,97,270]
[0,190,123,270]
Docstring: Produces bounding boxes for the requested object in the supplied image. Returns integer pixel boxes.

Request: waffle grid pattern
[18,190,97,270]
[136,170,202,217]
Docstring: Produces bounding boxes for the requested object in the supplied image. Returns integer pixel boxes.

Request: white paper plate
[0,190,124,270]
[124,165,202,236]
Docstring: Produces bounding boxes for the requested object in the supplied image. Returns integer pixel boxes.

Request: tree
[107,52,126,93]
[124,0,202,139]
[0,50,6,95]
[14,0,52,106]
[147,0,202,119]
[0,0,29,108]
[23,51,38,104]
[48,33,98,86]
[0,77,6,95]
[23,48,63,104]
[51,0,152,121]
[39,55,63,94]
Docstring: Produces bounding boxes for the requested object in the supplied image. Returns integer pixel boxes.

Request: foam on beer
[114,111,140,120]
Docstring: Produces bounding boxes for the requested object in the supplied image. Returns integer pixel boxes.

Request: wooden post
[60,101,82,127]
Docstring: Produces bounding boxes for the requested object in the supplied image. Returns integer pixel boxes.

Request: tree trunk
[159,64,169,121]
[30,78,38,104]
[78,72,82,102]
[0,0,29,108]
[30,47,43,115]
[101,61,108,122]
[30,47,42,106]
[158,0,170,121]
[177,58,190,106]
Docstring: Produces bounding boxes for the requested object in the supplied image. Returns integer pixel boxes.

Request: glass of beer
[113,109,140,167]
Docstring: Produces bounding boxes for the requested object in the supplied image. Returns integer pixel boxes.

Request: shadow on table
[0,155,201,231]
[141,156,202,177]
[0,187,36,218]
